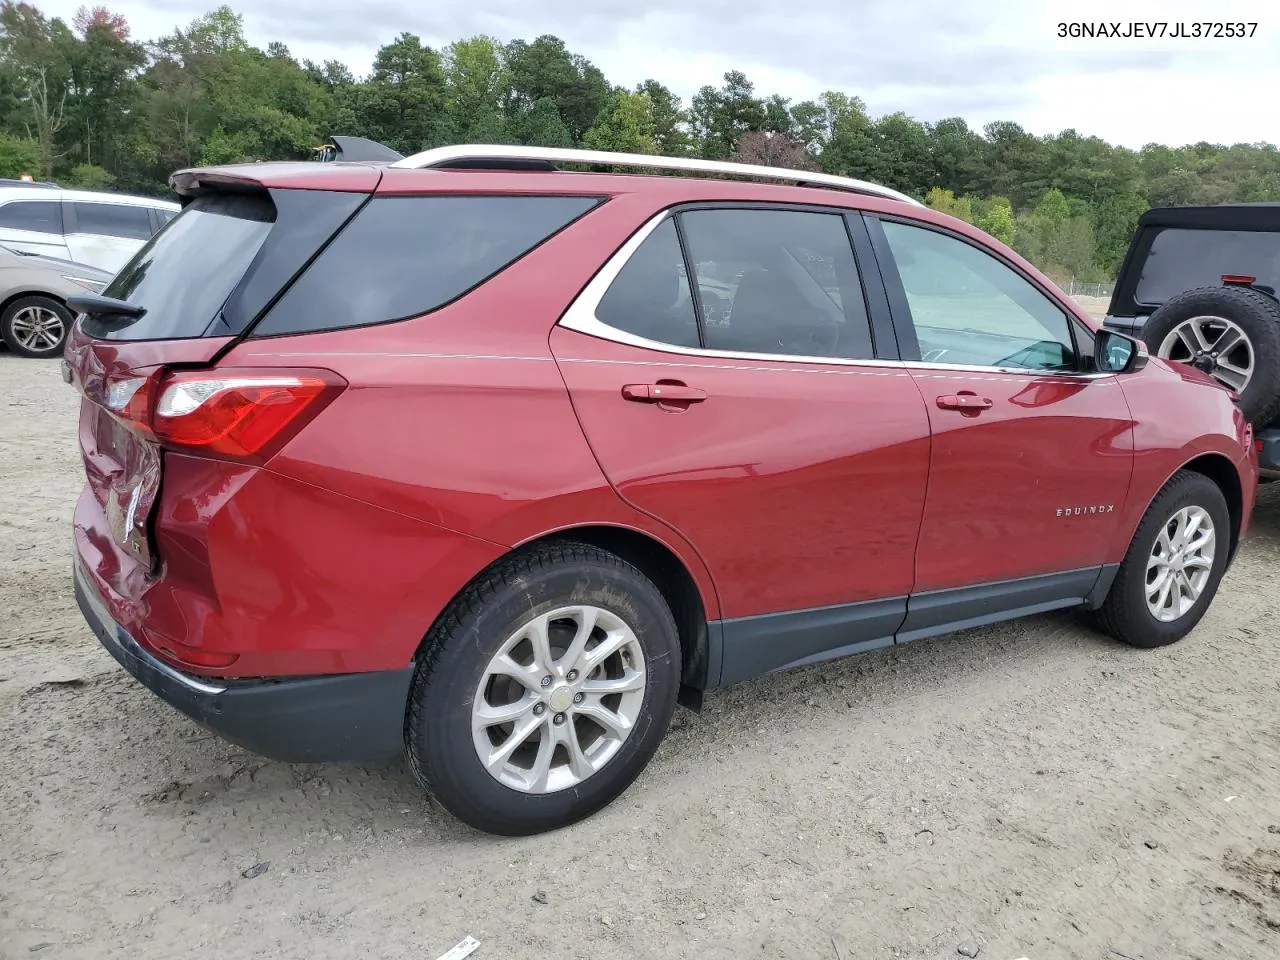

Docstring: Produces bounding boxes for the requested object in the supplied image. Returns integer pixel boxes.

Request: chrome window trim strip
[557,212,1118,382]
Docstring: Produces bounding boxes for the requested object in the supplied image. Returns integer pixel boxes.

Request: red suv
[67,144,1257,836]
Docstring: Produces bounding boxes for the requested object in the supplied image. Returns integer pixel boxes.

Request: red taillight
[151,369,345,461]
[102,373,160,435]
[96,367,344,463]
[1223,274,1256,285]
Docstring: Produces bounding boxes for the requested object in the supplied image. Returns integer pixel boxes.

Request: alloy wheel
[471,605,647,794]
[9,305,66,353]
[1145,505,1216,622]
[1156,315,1254,393]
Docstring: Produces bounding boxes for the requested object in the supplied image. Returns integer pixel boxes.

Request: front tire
[405,541,681,836]
[1091,470,1231,648]
[1,295,73,359]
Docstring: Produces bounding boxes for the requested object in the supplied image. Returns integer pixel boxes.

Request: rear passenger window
[254,195,601,336]
[595,219,699,348]
[73,202,153,240]
[681,209,874,359]
[0,200,62,235]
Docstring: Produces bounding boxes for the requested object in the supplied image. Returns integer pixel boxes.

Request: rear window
[251,195,601,337]
[1136,227,1280,305]
[81,194,274,341]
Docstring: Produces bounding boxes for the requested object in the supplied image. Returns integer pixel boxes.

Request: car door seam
[545,333,725,621]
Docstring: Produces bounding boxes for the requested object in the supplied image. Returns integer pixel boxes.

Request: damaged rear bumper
[74,559,413,764]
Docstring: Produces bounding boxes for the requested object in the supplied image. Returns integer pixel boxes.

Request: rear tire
[0,295,72,359]
[405,541,681,836]
[1140,286,1280,427]
[1090,470,1231,649]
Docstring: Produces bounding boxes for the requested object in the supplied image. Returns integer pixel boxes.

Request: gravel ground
[3,318,1280,960]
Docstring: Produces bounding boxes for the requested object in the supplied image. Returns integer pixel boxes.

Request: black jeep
[1104,203,1280,477]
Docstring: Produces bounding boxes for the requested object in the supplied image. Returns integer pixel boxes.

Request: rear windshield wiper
[67,294,146,319]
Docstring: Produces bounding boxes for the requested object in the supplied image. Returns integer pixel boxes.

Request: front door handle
[622,383,708,403]
[936,393,993,411]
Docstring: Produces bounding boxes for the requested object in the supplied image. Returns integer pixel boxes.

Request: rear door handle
[936,393,993,411]
[622,383,708,403]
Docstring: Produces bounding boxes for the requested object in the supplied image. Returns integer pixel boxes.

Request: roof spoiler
[314,136,404,163]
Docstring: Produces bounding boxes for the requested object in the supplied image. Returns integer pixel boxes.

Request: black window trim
[558,199,901,365]
[246,192,609,341]
[864,212,1107,379]
[670,213,708,349]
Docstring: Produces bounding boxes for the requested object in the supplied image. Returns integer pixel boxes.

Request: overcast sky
[41,0,1279,149]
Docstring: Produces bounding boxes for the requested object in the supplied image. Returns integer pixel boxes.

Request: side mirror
[1094,329,1148,374]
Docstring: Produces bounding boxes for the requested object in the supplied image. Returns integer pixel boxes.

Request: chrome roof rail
[389,144,922,206]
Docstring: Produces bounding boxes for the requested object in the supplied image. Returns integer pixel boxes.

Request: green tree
[583,88,655,154]
[135,7,327,189]
[690,70,765,159]
[1013,188,1101,282]
[788,99,826,155]
[927,117,983,195]
[1092,192,1148,275]
[504,35,609,143]
[816,91,873,177]
[924,186,972,222]
[869,111,930,192]
[514,95,571,147]
[0,1,76,177]
[0,131,38,176]
[440,36,510,143]
[636,79,689,155]
[355,32,447,152]
[980,120,1050,208]
[762,93,792,136]
[63,160,112,186]
[63,7,145,173]
[1044,216,1103,282]
[303,58,353,92]
[976,196,1015,245]
[1033,186,1071,225]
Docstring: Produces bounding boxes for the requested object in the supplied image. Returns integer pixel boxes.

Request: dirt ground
[3,305,1280,960]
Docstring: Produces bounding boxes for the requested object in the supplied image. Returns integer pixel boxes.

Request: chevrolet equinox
[67,144,1257,836]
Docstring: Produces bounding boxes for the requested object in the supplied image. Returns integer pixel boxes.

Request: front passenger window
[880,220,1077,371]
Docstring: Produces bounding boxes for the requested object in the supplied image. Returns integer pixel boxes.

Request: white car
[0,186,180,274]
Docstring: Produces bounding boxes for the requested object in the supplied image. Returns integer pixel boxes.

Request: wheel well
[1182,453,1243,556]
[0,290,65,317]
[528,526,711,706]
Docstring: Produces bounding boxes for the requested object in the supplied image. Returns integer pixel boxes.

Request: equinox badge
[1057,504,1116,517]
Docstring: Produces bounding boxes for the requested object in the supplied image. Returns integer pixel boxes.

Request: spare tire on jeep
[1140,285,1280,427]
